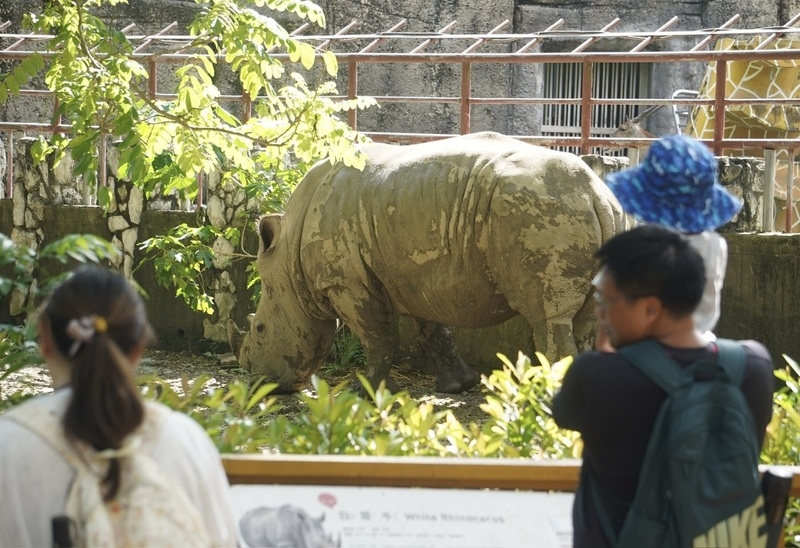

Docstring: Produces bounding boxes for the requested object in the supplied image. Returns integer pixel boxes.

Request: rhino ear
[258,214,283,254]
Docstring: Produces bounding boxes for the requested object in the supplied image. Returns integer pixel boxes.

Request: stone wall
[2,138,258,351]
[330,0,799,137]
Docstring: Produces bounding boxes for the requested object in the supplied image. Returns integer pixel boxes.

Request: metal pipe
[580,61,592,154]
[785,151,796,232]
[4,130,12,199]
[764,149,776,232]
[347,60,357,129]
[712,59,727,156]
[460,62,471,134]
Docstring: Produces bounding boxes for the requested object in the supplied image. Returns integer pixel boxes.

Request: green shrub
[477,352,581,459]
[762,355,800,546]
[0,232,120,408]
[137,350,577,459]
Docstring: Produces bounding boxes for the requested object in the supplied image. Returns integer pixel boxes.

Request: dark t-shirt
[552,340,775,548]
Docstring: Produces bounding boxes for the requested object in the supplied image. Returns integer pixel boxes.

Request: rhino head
[228,214,337,392]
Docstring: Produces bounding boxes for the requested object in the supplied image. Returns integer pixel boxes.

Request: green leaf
[322,50,338,77]
[5,73,19,95]
[298,43,315,70]
[97,186,112,210]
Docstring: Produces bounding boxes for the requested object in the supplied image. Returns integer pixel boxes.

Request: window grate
[543,62,651,156]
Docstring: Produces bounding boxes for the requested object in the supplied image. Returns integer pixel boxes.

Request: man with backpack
[553,225,775,547]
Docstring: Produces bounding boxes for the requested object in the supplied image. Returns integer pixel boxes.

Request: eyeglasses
[593,291,630,310]
[594,291,650,309]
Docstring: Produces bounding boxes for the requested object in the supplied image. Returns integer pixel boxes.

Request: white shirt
[0,389,238,547]
[685,231,727,335]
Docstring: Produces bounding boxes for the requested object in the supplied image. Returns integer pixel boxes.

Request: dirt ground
[2,349,492,426]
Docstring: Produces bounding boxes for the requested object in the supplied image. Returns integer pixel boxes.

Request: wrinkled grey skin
[239,505,340,548]
[228,132,625,393]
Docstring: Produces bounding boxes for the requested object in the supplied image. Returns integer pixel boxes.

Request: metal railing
[1,12,799,215]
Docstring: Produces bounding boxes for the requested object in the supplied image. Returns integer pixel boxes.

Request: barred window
[542,62,651,156]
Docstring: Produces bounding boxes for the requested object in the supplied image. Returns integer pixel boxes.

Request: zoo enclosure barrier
[0,13,799,230]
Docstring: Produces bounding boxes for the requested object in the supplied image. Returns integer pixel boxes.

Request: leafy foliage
[7,0,377,314]
[137,350,578,460]
[139,373,283,453]
[0,231,121,409]
[762,355,800,545]
[322,325,366,375]
[21,0,373,205]
[0,53,46,105]
[136,224,244,314]
[478,352,581,459]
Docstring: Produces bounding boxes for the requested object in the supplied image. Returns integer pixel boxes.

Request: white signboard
[231,484,574,548]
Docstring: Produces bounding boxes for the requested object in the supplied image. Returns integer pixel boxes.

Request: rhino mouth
[229,316,336,392]
[250,370,308,394]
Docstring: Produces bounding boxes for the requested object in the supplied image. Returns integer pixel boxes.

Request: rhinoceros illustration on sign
[228,131,624,393]
[239,504,340,547]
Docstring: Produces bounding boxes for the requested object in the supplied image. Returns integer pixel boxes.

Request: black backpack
[594,338,767,548]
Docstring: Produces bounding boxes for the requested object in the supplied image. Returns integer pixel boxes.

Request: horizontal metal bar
[6,25,797,45]
[362,131,800,150]
[2,48,799,65]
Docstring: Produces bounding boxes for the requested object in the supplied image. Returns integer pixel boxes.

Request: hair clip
[65,315,107,357]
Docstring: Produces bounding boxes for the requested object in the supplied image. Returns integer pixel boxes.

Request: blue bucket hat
[606,134,742,233]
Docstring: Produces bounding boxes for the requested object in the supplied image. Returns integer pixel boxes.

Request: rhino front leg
[328,289,400,393]
[415,319,480,393]
[361,334,400,393]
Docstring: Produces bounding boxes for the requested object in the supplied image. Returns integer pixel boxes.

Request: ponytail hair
[41,265,154,501]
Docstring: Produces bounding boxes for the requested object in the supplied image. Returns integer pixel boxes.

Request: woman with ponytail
[0,265,237,546]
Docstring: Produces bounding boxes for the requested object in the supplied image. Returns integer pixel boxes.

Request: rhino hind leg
[571,291,597,353]
[529,313,580,364]
[415,320,480,393]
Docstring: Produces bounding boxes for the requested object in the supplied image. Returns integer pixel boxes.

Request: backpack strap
[3,398,92,474]
[713,338,747,386]
[617,339,686,394]
[5,397,168,467]
[588,340,685,547]
[618,338,747,391]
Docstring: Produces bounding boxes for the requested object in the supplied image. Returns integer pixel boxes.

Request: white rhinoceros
[227,131,625,393]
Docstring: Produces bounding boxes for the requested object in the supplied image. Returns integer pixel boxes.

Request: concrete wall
[717,233,800,364]
[429,234,800,373]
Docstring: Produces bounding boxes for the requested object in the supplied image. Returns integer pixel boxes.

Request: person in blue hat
[602,134,743,344]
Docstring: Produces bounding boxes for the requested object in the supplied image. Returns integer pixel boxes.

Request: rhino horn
[226,319,247,367]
